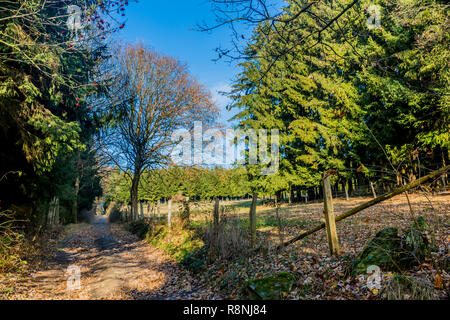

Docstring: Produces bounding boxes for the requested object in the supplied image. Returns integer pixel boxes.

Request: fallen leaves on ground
[0,218,221,300]
[195,193,449,300]
[0,193,448,300]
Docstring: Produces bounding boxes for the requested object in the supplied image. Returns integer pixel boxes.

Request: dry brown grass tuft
[205,214,250,261]
[382,274,436,300]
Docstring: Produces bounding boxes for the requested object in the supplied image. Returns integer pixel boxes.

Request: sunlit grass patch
[149,222,205,265]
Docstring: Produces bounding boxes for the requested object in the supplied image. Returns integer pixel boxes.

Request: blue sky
[115,0,241,124]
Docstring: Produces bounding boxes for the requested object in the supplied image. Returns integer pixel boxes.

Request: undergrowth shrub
[126,220,151,239]
[181,246,208,272]
[143,209,260,273]
[79,209,95,224]
[205,215,250,261]
[107,202,122,223]
[0,210,27,273]
[0,210,61,275]
[149,222,204,264]
[0,232,28,274]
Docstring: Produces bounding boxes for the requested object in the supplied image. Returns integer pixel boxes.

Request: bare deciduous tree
[103,44,218,220]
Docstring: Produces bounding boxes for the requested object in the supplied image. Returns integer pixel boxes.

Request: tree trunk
[321,185,326,200]
[344,181,349,201]
[130,173,140,221]
[274,194,284,248]
[72,175,79,224]
[370,181,377,198]
[54,197,60,225]
[249,192,258,248]
[140,201,144,219]
[396,173,401,186]
[442,149,447,190]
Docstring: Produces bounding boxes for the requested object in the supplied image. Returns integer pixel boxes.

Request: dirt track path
[3,217,220,300]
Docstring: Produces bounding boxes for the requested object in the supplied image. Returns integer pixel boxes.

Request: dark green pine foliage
[229,0,365,197]
[0,1,115,227]
[350,0,449,180]
[230,0,449,196]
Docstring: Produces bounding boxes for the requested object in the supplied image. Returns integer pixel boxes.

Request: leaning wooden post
[168,199,172,227]
[213,198,220,229]
[272,165,450,251]
[322,172,340,255]
[249,192,258,248]
[157,199,161,219]
[212,198,220,244]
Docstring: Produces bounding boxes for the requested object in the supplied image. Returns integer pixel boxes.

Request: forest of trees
[102,0,448,214]
[227,0,449,204]
[0,0,125,229]
[0,0,448,303]
[1,0,448,228]
[0,0,448,235]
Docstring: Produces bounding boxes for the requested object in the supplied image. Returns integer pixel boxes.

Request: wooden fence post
[212,198,220,245]
[168,199,172,227]
[273,165,450,251]
[323,173,340,255]
[249,192,258,248]
[213,198,220,229]
[157,199,161,219]
[47,196,59,227]
[47,197,54,227]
